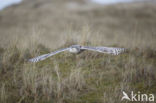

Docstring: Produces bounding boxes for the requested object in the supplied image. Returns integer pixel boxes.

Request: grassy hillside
[0,0,156,103]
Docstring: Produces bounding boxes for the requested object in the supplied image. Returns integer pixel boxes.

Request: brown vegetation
[0,0,156,103]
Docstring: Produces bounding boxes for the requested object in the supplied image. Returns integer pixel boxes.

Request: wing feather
[81,46,125,55]
[29,48,69,62]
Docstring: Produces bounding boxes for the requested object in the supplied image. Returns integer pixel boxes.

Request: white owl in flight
[29,45,125,62]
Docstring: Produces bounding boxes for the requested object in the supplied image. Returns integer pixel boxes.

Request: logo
[121,91,154,102]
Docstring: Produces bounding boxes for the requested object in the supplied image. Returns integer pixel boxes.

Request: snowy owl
[29,45,125,62]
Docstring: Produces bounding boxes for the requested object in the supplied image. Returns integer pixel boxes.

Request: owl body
[68,45,81,53]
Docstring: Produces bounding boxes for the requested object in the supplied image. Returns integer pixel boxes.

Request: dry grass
[0,41,156,103]
[0,0,156,103]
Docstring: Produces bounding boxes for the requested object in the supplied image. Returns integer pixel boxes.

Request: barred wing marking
[81,46,125,55]
[29,48,69,62]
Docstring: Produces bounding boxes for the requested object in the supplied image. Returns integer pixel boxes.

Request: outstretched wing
[29,48,69,62]
[81,46,125,55]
